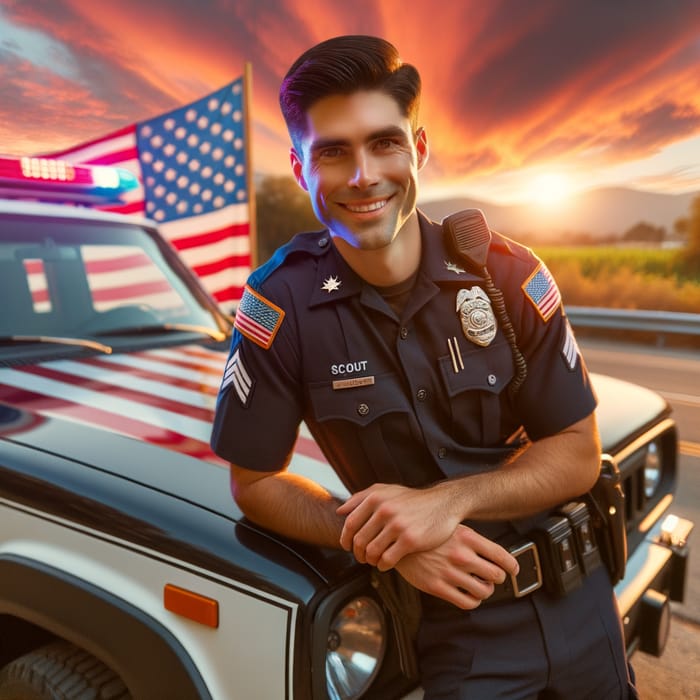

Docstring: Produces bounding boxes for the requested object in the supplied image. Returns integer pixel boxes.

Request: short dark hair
[279,35,421,151]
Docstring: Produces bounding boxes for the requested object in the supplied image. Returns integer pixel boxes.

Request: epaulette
[489,229,538,265]
[248,229,331,289]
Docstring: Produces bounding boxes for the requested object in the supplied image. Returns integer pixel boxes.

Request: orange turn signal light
[164,583,219,628]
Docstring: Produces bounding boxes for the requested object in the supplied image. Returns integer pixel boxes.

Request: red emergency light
[0,155,139,203]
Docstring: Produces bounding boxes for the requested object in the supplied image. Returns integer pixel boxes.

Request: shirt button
[318,236,329,247]
[487,374,497,386]
[438,447,447,459]
[400,327,409,339]
[357,403,370,416]
[416,388,427,401]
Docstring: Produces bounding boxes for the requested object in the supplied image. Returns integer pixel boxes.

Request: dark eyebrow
[309,126,410,154]
[309,137,350,154]
[367,126,410,142]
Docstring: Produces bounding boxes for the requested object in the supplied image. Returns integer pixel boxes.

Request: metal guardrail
[567,306,700,342]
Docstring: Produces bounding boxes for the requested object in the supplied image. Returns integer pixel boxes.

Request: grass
[534,246,700,313]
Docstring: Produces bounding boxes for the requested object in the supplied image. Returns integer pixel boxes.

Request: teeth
[345,200,386,213]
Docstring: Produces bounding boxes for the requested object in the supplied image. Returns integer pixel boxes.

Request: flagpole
[243,61,257,270]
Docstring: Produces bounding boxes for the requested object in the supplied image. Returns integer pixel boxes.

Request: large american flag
[45,77,251,308]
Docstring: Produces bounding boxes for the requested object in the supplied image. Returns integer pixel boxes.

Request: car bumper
[615,512,694,657]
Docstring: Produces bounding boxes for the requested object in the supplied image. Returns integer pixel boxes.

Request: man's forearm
[231,467,346,549]
[445,413,601,523]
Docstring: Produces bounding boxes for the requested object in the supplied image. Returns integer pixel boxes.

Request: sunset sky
[1,0,700,206]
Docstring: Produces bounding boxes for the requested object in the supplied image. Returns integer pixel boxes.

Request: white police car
[0,156,691,699]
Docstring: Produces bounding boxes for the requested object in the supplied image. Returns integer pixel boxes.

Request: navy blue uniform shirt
[211,211,596,499]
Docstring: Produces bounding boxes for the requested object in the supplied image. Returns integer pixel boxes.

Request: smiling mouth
[342,198,389,213]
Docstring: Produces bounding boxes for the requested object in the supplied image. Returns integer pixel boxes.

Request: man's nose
[348,152,378,189]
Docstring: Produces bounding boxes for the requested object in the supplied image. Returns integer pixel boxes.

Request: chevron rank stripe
[561,319,580,370]
[222,348,253,406]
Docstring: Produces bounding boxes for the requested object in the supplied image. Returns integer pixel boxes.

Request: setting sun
[529,173,574,207]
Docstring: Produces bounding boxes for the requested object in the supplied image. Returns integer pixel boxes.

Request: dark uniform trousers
[417,566,638,700]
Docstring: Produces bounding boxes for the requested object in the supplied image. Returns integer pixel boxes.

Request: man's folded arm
[230,460,347,549]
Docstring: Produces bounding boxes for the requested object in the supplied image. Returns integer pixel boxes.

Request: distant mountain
[418,187,698,240]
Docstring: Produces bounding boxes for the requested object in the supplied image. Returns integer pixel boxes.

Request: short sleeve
[506,259,597,440]
[210,289,303,471]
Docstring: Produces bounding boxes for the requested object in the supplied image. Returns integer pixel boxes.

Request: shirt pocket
[308,371,412,426]
[438,340,515,445]
[307,372,421,484]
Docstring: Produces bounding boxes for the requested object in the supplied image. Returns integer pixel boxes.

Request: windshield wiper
[93,323,227,342]
[0,335,113,354]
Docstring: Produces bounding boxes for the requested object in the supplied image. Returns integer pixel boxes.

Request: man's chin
[331,228,396,252]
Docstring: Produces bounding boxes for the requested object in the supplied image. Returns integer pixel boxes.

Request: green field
[533,246,700,313]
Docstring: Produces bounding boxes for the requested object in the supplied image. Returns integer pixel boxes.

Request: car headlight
[326,596,386,700]
[644,441,661,498]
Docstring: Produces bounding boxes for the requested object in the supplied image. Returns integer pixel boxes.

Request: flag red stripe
[170,222,249,251]
[214,285,245,304]
[85,253,152,274]
[46,125,136,158]
[100,201,145,215]
[177,346,227,361]
[0,383,224,464]
[82,147,140,167]
[130,350,226,376]
[21,365,214,422]
[31,289,49,303]
[91,279,172,302]
[82,356,220,395]
[192,254,250,278]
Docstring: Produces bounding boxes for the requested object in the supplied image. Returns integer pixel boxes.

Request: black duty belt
[487,500,603,604]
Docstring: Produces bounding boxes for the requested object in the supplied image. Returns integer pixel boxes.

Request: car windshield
[0,213,229,341]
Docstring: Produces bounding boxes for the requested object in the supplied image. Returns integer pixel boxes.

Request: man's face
[290,90,428,250]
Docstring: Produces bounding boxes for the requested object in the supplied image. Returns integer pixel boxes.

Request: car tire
[0,641,132,699]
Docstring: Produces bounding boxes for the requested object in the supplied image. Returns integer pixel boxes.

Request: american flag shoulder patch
[234,284,285,349]
[522,263,562,322]
[221,347,254,406]
[561,319,580,371]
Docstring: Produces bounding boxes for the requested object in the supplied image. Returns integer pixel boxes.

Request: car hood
[0,345,666,498]
[0,342,347,502]
[590,372,669,452]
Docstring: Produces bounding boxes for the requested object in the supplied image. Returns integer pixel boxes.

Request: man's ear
[290,148,308,191]
[415,127,429,170]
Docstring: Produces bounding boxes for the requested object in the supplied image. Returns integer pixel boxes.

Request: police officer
[211,35,637,699]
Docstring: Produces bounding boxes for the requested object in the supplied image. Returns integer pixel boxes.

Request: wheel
[0,641,131,699]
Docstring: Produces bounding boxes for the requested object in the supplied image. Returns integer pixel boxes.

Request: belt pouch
[558,501,602,575]
[533,515,583,596]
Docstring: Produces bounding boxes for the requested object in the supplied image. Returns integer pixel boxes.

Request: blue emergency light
[0,155,139,203]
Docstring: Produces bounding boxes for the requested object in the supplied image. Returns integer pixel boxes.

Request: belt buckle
[509,541,543,598]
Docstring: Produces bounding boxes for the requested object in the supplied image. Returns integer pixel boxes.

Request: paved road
[580,338,699,699]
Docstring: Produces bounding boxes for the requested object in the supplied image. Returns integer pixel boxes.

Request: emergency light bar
[0,155,139,203]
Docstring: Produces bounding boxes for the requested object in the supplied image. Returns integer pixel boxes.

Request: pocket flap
[439,340,514,396]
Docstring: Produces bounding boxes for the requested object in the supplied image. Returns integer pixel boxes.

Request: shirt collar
[307,210,482,308]
[309,242,363,307]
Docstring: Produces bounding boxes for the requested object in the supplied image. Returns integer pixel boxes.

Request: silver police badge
[456,287,497,347]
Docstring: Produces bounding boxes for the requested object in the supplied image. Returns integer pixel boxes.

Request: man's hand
[337,482,464,570]
[395,524,519,610]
